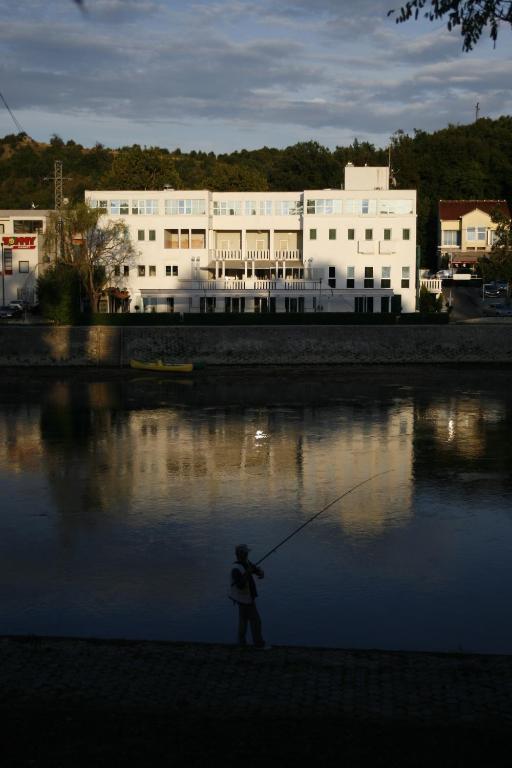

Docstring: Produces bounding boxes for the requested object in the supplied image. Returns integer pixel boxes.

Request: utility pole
[475,102,480,122]
[44,160,71,261]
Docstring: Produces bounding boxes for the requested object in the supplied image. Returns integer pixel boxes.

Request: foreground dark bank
[2,636,511,767]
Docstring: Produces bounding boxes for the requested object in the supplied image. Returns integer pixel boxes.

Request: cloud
[0,0,509,150]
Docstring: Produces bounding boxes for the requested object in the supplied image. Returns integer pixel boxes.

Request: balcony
[179,278,321,291]
[209,249,303,262]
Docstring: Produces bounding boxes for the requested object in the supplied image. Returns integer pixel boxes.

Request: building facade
[0,210,50,306]
[438,200,511,271]
[86,165,417,314]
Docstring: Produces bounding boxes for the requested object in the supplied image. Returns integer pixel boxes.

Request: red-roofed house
[439,200,511,269]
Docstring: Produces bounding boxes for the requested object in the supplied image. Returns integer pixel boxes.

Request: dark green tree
[479,211,512,299]
[389,1,512,50]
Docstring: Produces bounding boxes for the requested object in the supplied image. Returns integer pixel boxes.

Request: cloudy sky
[0,0,510,151]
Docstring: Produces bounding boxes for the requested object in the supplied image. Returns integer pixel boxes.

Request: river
[1,366,511,653]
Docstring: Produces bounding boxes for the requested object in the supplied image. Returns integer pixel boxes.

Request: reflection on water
[1,368,512,653]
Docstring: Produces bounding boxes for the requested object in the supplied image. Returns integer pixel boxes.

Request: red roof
[439,200,510,220]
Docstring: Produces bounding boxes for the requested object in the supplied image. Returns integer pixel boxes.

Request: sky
[0,0,510,152]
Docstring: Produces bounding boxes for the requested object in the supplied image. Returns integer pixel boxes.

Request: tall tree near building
[479,212,512,298]
[388,1,512,50]
[43,203,137,313]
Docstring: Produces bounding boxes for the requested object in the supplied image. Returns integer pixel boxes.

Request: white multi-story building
[0,210,50,306]
[86,164,417,314]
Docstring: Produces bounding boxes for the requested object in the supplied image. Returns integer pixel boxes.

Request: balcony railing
[209,249,303,261]
[179,278,321,291]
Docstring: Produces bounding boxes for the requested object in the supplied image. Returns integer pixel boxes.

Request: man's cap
[235,544,250,554]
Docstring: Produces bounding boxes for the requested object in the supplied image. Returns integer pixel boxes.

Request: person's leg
[247,603,265,647]
[238,604,249,646]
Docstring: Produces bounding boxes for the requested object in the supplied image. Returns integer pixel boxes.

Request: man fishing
[230,544,267,649]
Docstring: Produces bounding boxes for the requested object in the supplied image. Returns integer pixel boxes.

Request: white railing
[420,278,442,293]
[210,249,303,261]
[246,249,271,260]
[274,249,302,260]
[179,278,321,291]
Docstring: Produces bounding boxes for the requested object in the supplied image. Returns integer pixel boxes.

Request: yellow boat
[130,359,194,373]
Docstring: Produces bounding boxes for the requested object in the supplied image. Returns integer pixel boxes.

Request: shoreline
[2,635,512,765]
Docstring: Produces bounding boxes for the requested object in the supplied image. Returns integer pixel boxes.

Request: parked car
[7,302,24,316]
[495,307,512,317]
[0,305,15,319]
[436,269,453,278]
[484,283,503,297]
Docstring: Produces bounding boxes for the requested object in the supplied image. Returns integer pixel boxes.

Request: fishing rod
[254,469,394,566]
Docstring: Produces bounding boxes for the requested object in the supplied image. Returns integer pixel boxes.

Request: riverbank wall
[1,323,512,365]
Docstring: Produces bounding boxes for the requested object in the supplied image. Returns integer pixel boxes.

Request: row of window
[327,266,410,289]
[114,265,180,277]
[89,198,414,218]
[310,228,410,241]
[441,228,498,245]
[143,296,393,314]
[306,199,413,216]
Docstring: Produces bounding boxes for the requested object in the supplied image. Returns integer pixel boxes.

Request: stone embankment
[1,323,512,365]
[2,636,512,766]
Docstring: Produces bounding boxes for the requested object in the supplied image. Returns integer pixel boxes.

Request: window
[123,266,130,277]
[213,200,242,216]
[378,199,413,215]
[18,260,29,273]
[355,296,374,313]
[346,266,355,288]
[259,200,273,216]
[347,228,355,241]
[149,230,156,241]
[364,266,374,288]
[384,229,391,241]
[365,229,373,241]
[466,227,486,241]
[164,229,180,248]
[149,266,156,277]
[275,200,302,215]
[306,199,342,215]
[345,199,377,215]
[309,228,317,240]
[402,228,410,240]
[329,229,336,240]
[381,266,391,288]
[89,200,108,214]
[3,250,12,274]
[328,266,336,288]
[401,266,410,288]
[138,265,146,277]
[166,297,174,313]
[165,199,206,215]
[173,265,179,276]
[191,229,206,248]
[381,296,390,313]
[110,200,129,215]
[138,230,145,241]
[180,231,190,249]
[442,230,459,246]
[13,220,43,233]
[114,266,121,277]
[165,265,179,277]
[132,200,158,215]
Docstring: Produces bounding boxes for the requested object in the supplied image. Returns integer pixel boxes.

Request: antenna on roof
[475,102,480,122]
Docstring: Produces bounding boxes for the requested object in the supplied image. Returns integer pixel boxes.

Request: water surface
[1,367,511,653]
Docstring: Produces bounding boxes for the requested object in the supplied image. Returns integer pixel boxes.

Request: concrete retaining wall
[1,323,512,365]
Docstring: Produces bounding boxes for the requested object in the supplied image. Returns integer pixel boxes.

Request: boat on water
[130,359,194,373]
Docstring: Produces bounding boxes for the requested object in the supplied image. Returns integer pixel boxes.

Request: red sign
[2,236,36,249]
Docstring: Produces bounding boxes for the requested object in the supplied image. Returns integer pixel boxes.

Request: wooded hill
[1,116,511,267]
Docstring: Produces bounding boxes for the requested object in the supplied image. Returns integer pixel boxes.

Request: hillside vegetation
[1,117,511,267]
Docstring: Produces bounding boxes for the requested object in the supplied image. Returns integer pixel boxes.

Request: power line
[0,91,25,134]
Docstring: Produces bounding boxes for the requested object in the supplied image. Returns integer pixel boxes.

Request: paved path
[2,635,512,724]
